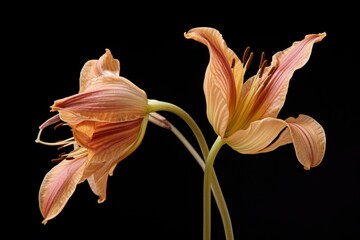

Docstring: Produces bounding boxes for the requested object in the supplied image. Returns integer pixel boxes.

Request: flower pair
[37,28,326,227]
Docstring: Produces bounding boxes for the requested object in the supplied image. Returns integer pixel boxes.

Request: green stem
[148,99,208,159]
[203,136,226,240]
[162,118,233,240]
[147,101,233,240]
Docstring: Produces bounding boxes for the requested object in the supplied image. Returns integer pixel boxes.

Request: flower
[36,49,149,224]
[184,27,326,170]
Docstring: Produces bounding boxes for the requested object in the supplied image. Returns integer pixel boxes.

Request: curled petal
[285,114,326,170]
[225,117,287,154]
[53,75,148,123]
[79,49,120,92]
[86,162,118,204]
[185,27,243,136]
[257,127,292,153]
[39,157,87,224]
[87,173,109,203]
[259,114,326,169]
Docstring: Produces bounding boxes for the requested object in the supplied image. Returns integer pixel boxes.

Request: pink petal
[38,114,61,130]
[256,33,326,118]
[53,75,147,123]
[39,157,87,224]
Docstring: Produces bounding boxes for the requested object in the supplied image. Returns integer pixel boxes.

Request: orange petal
[285,114,326,170]
[39,157,87,224]
[85,118,145,173]
[83,117,149,202]
[185,27,243,136]
[87,173,109,203]
[225,117,287,154]
[257,127,292,153]
[79,49,120,92]
[90,118,144,150]
[72,121,96,147]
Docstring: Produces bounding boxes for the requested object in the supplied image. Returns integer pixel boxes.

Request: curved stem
[203,136,226,240]
[147,103,233,240]
[148,99,208,159]
[170,123,233,240]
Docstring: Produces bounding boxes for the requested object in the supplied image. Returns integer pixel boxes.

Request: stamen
[230,58,235,69]
[57,141,76,150]
[66,147,88,159]
[267,65,277,76]
[36,126,75,146]
[54,122,65,130]
[58,152,67,157]
[259,59,268,78]
[51,155,66,163]
[242,46,250,63]
[262,65,278,88]
[244,52,253,71]
[259,52,266,69]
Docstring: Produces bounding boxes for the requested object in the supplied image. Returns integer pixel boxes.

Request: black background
[9,4,359,240]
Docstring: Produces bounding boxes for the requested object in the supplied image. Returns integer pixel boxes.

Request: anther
[57,143,72,150]
[259,52,266,69]
[259,59,268,78]
[54,122,64,130]
[261,65,278,87]
[51,156,66,163]
[242,47,250,63]
[245,52,254,71]
[58,152,67,157]
[231,58,235,68]
[267,65,277,76]
[57,145,64,150]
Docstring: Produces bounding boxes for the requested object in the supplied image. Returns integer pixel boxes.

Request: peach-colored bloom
[37,49,149,224]
[185,27,326,170]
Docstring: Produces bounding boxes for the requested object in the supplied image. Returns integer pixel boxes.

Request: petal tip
[97,197,105,203]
